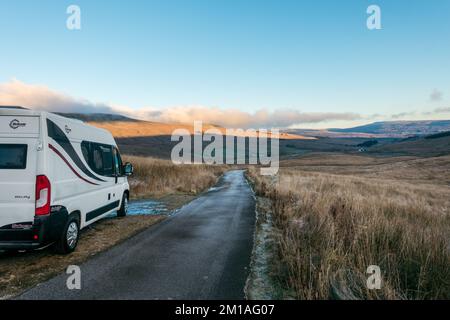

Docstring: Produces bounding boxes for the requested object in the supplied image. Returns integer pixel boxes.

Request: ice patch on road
[207,186,225,192]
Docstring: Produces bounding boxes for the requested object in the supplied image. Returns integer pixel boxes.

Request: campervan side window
[81,141,114,177]
[113,148,123,176]
[0,144,27,169]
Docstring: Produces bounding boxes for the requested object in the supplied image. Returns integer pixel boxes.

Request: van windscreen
[0,144,28,169]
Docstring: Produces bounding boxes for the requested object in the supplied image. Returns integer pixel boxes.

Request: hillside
[57,112,137,122]
[57,112,312,140]
[285,128,391,138]
[57,113,450,159]
[56,112,313,159]
[369,133,450,157]
[329,120,450,136]
[425,131,450,139]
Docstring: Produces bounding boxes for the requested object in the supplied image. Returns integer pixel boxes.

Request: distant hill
[88,120,312,140]
[357,140,378,148]
[284,129,388,139]
[57,112,311,140]
[425,131,450,140]
[54,112,312,158]
[329,120,450,136]
[57,112,137,122]
[369,133,450,157]
[55,112,450,158]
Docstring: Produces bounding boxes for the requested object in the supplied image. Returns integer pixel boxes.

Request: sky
[0,0,449,128]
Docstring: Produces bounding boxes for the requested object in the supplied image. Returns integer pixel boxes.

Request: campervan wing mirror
[123,162,133,176]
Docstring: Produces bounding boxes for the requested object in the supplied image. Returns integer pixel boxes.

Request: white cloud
[126,106,362,128]
[430,89,443,102]
[0,79,363,128]
[432,107,450,113]
[390,111,417,119]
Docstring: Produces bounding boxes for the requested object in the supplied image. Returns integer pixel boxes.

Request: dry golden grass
[281,154,450,186]
[90,120,311,139]
[124,155,228,199]
[90,121,221,138]
[247,155,450,299]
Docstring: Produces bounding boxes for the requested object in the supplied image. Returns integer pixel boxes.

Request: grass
[280,154,450,186]
[124,155,227,199]
[246,154,450,299]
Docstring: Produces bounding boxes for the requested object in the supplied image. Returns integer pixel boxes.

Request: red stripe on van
[49,144,99,186]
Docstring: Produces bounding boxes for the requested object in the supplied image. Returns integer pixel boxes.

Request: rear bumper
[0,206,68,251]
[0,241,41,250]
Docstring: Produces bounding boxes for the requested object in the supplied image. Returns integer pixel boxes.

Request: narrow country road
[18,170,256,300]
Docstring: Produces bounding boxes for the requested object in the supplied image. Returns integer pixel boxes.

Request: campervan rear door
[0,115,40,228]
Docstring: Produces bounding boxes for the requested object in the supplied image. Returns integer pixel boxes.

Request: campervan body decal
[86,200,120,221]
[49,144,99,185]
[46,119,106,183]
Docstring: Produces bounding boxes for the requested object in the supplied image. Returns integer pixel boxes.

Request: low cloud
[432,107,450,113]
[129,106,362,128]
[0,79,115,114]
[430,89,443,102]
[391,111,417,119]
[1,79,362,128]
[422,107,450,116]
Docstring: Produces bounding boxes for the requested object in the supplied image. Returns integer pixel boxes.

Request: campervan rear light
[35,175,51,216]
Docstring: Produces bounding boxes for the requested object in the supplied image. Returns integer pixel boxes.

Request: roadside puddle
[128,199,168,216]
[108,199,169,217]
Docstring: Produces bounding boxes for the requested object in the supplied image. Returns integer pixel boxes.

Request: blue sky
[0,0,449,128]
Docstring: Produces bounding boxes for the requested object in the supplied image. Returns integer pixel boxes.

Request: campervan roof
[0,106,28,110]
[0,106,84,124]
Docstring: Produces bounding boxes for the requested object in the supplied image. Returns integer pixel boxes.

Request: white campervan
[0,106,133,254]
